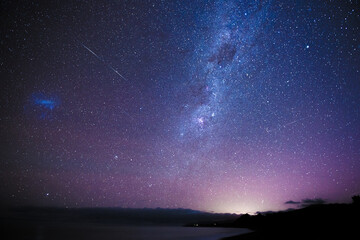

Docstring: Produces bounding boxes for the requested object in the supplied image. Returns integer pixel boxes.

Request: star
[197,117,205,125]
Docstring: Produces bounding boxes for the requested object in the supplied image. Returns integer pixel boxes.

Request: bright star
[197,117,205,125]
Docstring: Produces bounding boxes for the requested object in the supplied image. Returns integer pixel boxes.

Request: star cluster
[1,0,359,213]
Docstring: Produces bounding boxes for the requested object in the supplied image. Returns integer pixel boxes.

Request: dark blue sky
[1,0,359,213]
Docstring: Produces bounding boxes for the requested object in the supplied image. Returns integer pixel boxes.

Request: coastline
[221,231,263,240]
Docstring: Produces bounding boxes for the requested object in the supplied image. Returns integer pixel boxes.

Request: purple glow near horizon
[1,0,359,214]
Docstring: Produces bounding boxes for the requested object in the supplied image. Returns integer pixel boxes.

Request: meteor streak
[266,116,312,133]
[80,43,127,81]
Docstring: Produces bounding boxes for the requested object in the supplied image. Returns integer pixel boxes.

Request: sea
[34,224,251,240]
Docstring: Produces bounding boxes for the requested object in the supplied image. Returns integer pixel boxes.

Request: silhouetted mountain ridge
[223,200,360,239]
[1,206,239,226]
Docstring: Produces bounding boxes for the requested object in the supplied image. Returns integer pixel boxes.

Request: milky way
[1,0,359,213]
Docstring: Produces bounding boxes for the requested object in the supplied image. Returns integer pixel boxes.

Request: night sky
[1,0,359,214]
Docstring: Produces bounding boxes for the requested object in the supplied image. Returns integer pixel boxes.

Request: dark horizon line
[1,204,242,215]
[1,199,354,215]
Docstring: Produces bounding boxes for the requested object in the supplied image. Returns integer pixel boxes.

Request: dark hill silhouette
[222,196,360,239]
[184,196,360,239]
[2,206,239,225]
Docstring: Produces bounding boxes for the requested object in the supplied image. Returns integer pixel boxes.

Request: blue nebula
[34,98,57,110]
[28,93,61,119]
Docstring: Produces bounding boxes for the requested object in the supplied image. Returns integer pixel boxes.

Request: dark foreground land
[219,202,360,239]
[1,201,359,239]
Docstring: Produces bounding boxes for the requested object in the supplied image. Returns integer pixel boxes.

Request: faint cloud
[285,198,326,207]
[300,198,326,207]
[285,200,301,205]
